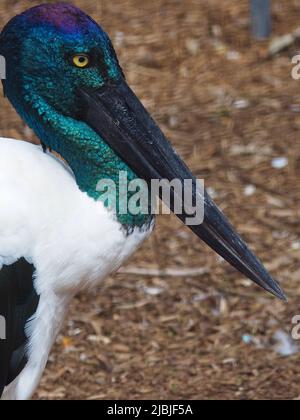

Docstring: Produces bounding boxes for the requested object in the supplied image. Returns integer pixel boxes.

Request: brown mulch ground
[1,0,300,400]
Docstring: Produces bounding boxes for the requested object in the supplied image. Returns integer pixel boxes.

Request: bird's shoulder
[0,137,73,179]
[0,138,78,267]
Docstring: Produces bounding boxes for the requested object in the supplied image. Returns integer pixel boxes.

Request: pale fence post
[251,0,272,39]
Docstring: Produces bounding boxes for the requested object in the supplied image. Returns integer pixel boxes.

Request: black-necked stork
[0,3,285,400]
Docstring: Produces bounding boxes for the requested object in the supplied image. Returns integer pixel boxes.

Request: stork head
[0,3,286,300]
[0,3,123,116]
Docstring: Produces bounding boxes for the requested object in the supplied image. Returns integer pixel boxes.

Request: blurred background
[1,0,300,400]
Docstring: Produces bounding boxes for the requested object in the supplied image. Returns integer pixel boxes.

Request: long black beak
[78,80,286,301]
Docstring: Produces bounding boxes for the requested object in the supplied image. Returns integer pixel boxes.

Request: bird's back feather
[0,258,39,396]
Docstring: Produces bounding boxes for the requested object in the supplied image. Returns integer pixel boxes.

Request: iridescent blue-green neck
[0,3,153,230]
[22,97,153,230]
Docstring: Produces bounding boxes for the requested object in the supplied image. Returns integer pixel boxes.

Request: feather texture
[0,138,153,399]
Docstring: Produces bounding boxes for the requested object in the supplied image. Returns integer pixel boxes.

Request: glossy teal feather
[0,4,152,228]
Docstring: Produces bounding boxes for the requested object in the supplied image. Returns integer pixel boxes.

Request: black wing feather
[0,258,40,397]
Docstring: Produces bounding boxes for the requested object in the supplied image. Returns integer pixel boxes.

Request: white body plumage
[0,138,153,400]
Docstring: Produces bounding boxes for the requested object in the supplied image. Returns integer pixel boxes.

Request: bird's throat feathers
[15,91,153,230]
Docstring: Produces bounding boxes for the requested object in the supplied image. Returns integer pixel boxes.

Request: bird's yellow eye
[72,54,90,68]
